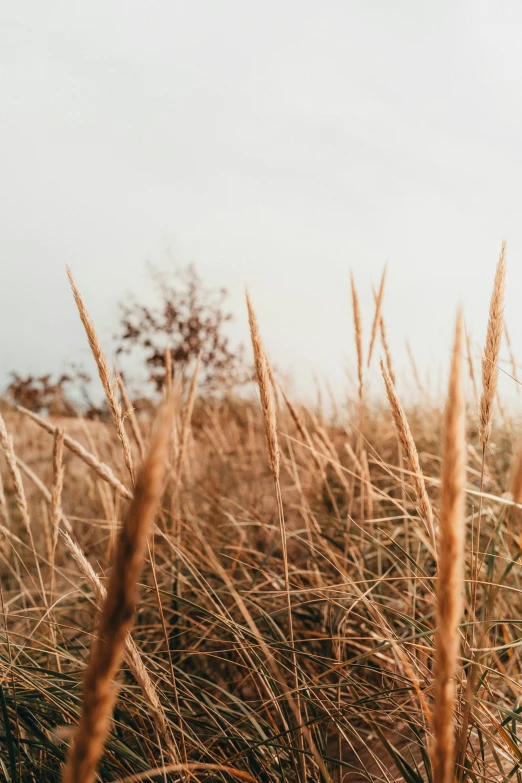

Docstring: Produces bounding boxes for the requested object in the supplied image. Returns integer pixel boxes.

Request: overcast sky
[2,1,522,400]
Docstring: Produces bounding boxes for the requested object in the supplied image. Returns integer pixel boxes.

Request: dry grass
[62,402,174,783]
[479,242,506,448]
[350,272,364,400]
[1,253,521,783]
[431,312,466,783]
[66,266,135,484]
[380,359,436,552]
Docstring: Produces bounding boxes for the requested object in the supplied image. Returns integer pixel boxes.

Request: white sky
[2,1,522,400]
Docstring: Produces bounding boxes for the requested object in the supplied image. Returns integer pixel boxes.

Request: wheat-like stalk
[49,428,65,618]
[350,271,364,399]
[280,385,325,475]
[15,454,71,532]
[66,266,135,483]
[367,264,387,368]
[117,371,145,459]
[245,290,279,480]
[479,241,506,448]
[15,405,131,499]
[380,360,436,550]
[0,413,31,532]
[431,311,466,783]
[51,429,65,547]
[470,243,507,627]
[315,426,350,495]
[378,304,396,386]
[245,290,308,780]
[0,413,51,614]
[62,402,174,783]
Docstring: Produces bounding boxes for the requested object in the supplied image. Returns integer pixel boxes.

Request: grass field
[1,247,521,782]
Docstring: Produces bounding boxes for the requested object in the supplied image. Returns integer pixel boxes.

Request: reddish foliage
[115,264,245,393]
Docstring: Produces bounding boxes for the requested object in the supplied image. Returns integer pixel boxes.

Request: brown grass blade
[0,413,31,532]
[51,429,65,548]
[117,371,145,460]
[367,264,387,368]
[350,271,364,399]
[15,405,131,499]
[62,401,174,783]
[431,311,466,783]
[380,359,436,551]
[15,455,71,533]
[66,266,135,483]
[377,298,395,386]
[245,290,279,480]
[479,241,506,448]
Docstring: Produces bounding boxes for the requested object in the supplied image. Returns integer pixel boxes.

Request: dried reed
[0,414,49,612]
[245,291,279,480]
[15,405,131,499]
[378,303,396,387]
[62,402,174,783]
[431,312,466,783]
[280,384,326,475]
[479,241,506,448]
[117,372,145,459]
[0,413,31,532]
[15,455,72,533]
[245,289,305,781]
[66,266,135,483]
[350,271,364,399]
[380,360,436,550]
[49,428,65,621]
[51,429,65,549]
[367,264,387,368]
[471,243,507,620]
